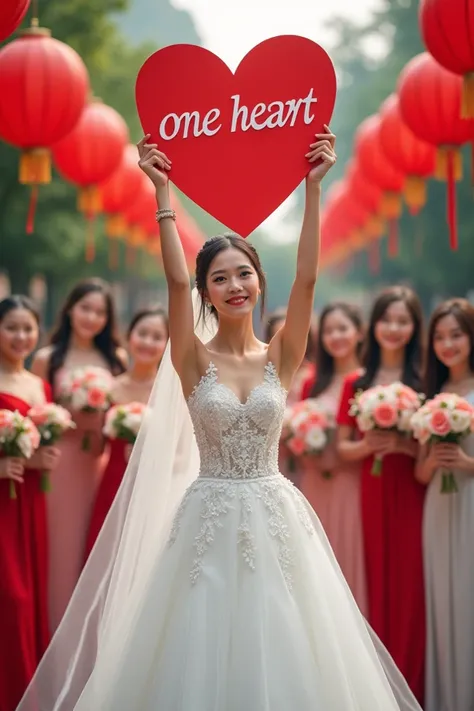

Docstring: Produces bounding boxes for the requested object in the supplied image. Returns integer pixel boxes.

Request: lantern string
[26,185,39,235]
[446,150,458,251]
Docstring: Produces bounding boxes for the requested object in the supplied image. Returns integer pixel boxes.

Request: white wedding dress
[64,359,421,710]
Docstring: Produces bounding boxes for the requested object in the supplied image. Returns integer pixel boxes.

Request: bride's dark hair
[195,233,267,322]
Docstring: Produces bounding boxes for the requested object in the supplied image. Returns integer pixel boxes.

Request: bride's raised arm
[137,136,199,389]
[274,126,336,382]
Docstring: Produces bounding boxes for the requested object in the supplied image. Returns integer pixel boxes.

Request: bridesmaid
[32,278,127,633]
[299,302,367,614]
[336,286,426,704]
[265,309,316,489]
[0,296,60,711]
[85,306,169,559]
[416,298,474,711]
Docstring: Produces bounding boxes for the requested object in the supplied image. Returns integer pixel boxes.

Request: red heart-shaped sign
[136,36,336,237]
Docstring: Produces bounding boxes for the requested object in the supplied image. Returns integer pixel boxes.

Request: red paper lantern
[419,0,474,117]
[398,52,474,249]
[355,115,407,257]
[0,25,89,230]
[99,145,146,238]
[345,160,383,215]
[379,94,436,215]
[53,100,129,212]
[52,99,129,261]
[0,0,30,41]
[355,115,405,215]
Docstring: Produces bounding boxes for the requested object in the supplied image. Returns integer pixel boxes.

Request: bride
[17,128,422,710]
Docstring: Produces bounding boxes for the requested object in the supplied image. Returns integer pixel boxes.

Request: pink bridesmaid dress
[300,383,368,615]
[47,369,108,633]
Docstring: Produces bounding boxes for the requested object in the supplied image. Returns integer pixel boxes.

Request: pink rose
[455,399,474,413]
[373,403,398,429]
[0,410,15,429]
[28,407,49,426]
[288,436,306,456]
[429,409,451,437]
[87,387,107,409]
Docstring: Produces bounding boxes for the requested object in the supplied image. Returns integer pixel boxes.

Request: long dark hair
[127,306,169,339]
[0,295,40,326]
[48,279,125,390]
[311,302,364,397]
[424,298,474,399]
[355,286,423,391]
[195,233,267,323]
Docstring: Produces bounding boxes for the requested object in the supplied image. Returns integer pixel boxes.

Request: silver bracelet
[155,208,177,223]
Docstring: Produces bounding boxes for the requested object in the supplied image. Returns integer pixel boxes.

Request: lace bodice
[187,362,287,480]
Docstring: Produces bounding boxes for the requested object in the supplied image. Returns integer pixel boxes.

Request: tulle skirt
[72,473,420,710]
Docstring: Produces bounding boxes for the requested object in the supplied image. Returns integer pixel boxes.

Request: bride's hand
[137,135,172,188]
[305,124,336,184]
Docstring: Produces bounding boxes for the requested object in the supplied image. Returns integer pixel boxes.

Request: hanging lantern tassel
[462,72,474,119]
[404,176,426,216]
[78,186,102,263]
[369,239,380,275]
[20,148,52,235]
[435,146,462,182]
[26,185,39,235]
[388,219,399,258]
[106,214,126,238]
[446,149,458,251]
[85,218,96,263]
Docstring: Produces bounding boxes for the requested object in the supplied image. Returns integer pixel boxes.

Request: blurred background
[1,0,473,333]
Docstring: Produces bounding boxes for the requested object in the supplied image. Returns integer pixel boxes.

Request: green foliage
[0,0,204,328]
[291,0,474,311]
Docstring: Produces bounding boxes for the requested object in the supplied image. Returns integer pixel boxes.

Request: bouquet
[28,403,75,492]
[0,409,40,499]
[103,402,148,444]
[57,366,114,450]
[349,382,423,476]
[411,393,474,493]
[282,400,335,478]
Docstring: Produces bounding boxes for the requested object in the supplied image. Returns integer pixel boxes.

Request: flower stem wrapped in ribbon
[0,409,40,499]
[28,403,76,492]
[349,382,423,476]
[411,393,474,494]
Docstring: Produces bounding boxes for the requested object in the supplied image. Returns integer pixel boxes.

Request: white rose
[306,427,327,452]
[123,413,142,436]
[398,410,414,432]
[71,389,88,410]
[357,412,374,432]
[16,433,33,458]
[449,410,471,434]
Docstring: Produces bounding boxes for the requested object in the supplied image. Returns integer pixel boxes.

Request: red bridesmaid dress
[84,438,128,560]
[336,372,425,705]
[0,385,51,711]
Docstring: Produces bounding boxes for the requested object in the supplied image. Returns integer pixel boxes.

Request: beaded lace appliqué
[168,362,315,586]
